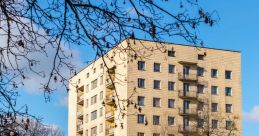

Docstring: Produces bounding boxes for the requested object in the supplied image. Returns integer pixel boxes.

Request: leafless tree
[18,119,64,136]
[0,0,218,133]
[0,114,63,136]
[194,98,239,136]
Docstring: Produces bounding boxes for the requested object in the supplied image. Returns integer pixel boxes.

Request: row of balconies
[106,69,116,136]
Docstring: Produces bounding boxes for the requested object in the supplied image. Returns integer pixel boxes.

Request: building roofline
[70,37,240,79]
[130,38,241,53]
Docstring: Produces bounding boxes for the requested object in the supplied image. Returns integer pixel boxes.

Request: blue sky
[17,0,259,135]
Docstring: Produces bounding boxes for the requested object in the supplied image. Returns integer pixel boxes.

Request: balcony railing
[77,112,84,119]
[105,94,115,105]
[105,111,114,122]
[77,124,84,133]
[106,78,115,89]
[178,90,198,99]
[178,61,198,65]
[77,95,84,105]
[178,73,198,81]
[179,108,198,116]
[178,125,198,133]
[105,127,115,135]
[198,80,209,87]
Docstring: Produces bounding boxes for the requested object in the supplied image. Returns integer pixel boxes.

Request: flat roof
[131,38,241,53]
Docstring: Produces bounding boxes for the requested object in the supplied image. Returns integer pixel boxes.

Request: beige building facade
[68,39,242,136]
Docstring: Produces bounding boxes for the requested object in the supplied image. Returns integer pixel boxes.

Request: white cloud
[0,20,85,94]
[57,96,68,107]
[20,45,84,94]
[243,106,259,123]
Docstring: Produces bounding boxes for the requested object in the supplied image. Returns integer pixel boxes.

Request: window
[100,63,103,69]
[198,54,205,60]
[197,67,204,76]
[226,121,233,130]
[100,75,103,85]
[212,120,218,129]
[85,114,89,123]
[137,114,145,124]
[86,73,89,78]
[138,96,145,106]
[99,123,103,133]
[153,98,161,107]
[154,80,161,89]
[99,107,103,117]
[91,95,97,105]
[137,132,145,136]
[91,79,98,90]
[197,84,204,93]
[86,99,88,108]
[91,126,97,136]
[168,116,175,126]
[93,68,96,74]
[211,69,218,78]
[138,61,145,70]
[168,81,175,91]
[211,103,218,112]
[86,130,88,136]
[100,91,103,100]
[153,115,160,125]
[91,110,97,120]
[168,134,174,136]
[154,63,161,72]
[211,86,218,95]
[153,133,160,136]
[138,78,145,88]
[197,119,204,128]
[198,101,204,111]
[85,84,89,93]
[226,104,232,113]
[225,70,232,79]
[225,87,232,96]
[183,66,190,75]
[168,64,175,73]
[168,50,176,57]
[168,99,175,108]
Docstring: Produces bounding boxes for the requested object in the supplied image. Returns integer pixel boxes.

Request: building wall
[125,39,241,136]
[68,42,129,136]
[69,38,242,136]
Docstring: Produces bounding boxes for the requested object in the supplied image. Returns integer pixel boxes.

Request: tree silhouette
[0,0,217,134]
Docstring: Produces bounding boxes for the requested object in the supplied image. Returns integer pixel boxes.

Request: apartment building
[68,38,242,136]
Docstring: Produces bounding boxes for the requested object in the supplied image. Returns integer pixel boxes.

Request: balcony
[77,95,84,105]
[105,128,115,136]
[198,80,209,87]
[106,78,115,89]
[178,73,198,81]
[77,112,84,119]
[105,111,114,122]
[178,125,198,134]
[178,61,198,65]
[179,108,198,116]
[105,93,115,105]
[106,67,116,89]
[178,90,197,99]
[77,124,83,134]
[106,122,115,136]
